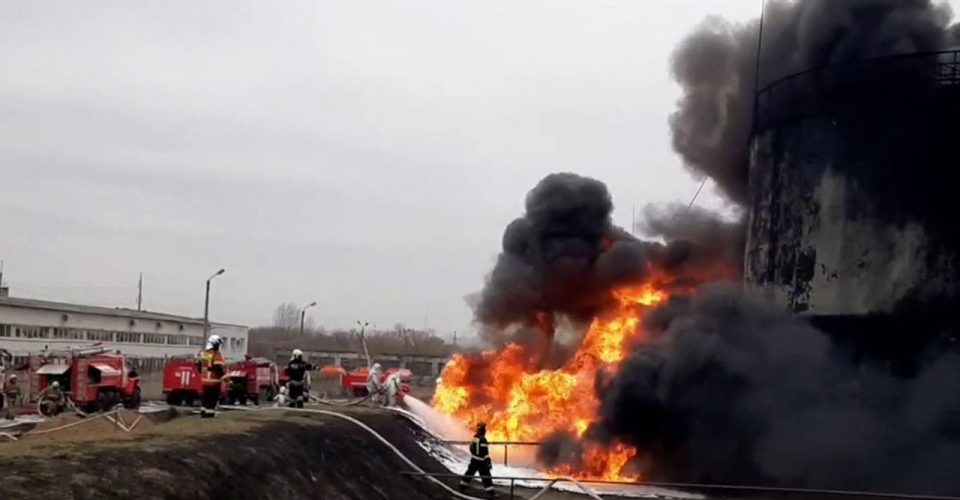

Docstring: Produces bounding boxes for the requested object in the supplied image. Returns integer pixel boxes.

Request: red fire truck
[223,356,280,405]
[32,347,141,413]
[162,357,207,406]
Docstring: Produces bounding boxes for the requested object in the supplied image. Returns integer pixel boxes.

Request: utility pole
[300,301,317,337]
[203,268,226,338]
[453,330,458,346]
[357,320,370,367]
[137,273,143,311]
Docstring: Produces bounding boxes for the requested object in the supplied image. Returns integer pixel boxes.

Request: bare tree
[272,302,300,330]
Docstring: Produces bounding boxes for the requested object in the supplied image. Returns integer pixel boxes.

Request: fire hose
[310,391,374,407]
[259,407,605,500]
[33,385,86,418]
[23,409,121,436]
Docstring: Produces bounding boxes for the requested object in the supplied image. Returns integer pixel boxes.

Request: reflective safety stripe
[471,455,486,461]
[484,487,495,491]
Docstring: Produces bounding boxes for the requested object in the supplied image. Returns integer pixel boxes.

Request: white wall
[210,323,249,361]
[0,303,248,361]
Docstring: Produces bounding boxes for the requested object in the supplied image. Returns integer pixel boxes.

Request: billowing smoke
[638,203,744,280]
[474,173,739,333]
[592,282,960,495]
[671,0,960,204]
[459,1,960,494]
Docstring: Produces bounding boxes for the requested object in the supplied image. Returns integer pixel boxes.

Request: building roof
[0,296,246,328]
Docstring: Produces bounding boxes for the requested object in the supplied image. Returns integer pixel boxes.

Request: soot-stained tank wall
[745,52,960,328]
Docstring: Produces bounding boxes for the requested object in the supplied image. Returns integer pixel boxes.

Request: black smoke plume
[593,282,960,495]
[474,173,739,333]
[638,203,744,280]
[671,0,960,204]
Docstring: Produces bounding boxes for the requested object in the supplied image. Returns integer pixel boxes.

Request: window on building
[0,324,10,337]
[188,336,205,347]
[17,326,49,339]
[116,332,142,344]
[53,328,84,340]
[167,335,188,345]
[142,334,166,344]
[87,330,114,342]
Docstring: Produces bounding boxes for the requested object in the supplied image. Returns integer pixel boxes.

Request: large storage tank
[745,50,960,338]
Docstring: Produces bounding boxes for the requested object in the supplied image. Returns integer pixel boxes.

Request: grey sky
[3,1,954,336]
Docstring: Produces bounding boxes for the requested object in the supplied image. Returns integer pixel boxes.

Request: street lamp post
[300,302,317,337]
[203,269,226,339]
[357,320,370,367]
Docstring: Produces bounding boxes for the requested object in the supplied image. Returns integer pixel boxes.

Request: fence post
[504,444,508,466]
[510,478,515,500]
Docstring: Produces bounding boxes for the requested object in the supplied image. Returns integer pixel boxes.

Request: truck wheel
[125,388,142,409]
[97,391,111,412]
[238,395,247,406]
[252,395,259,406]
[166,393,181,406]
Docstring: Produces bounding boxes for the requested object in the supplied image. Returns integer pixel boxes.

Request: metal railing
[442,440,540,467]
[399,471,604,500]
[755,49,960,131]
[401,471,960,500]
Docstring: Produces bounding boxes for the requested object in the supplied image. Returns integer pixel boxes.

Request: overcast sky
[3,1,953,336]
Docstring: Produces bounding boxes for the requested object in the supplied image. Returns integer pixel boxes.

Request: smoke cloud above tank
[670,0,960,204]
[474,173,741,334]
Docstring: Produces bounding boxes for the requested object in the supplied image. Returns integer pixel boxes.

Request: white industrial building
[0,296,248,370]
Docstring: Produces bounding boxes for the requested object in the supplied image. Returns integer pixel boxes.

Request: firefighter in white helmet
[40,380,65,417]
[285,349,313,408]
[384,370,404,407]
[366,363,383,406]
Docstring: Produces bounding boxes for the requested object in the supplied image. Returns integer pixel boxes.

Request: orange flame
[432,283,667,481]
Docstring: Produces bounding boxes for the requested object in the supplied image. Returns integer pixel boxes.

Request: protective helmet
[207,334,223,349]
[8,374,16,380]
[477,422,487,435]
[51,381,60,389]
[279,386,288,394]
[292,348,304,360]
[372,363,382,372]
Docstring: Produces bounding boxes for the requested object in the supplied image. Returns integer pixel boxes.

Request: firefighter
[366,363,383,406]
[197,334,225,418]
[384,371,403,407]
[285,349,313,408]
[273,385,289,407]
[459,422,495,497]
[2,373,20,420]
[40,381,65,417]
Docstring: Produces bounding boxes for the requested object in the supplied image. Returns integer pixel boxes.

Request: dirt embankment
[0,408,458,500]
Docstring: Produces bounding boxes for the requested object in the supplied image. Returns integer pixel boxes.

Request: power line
[687,178,708,210]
